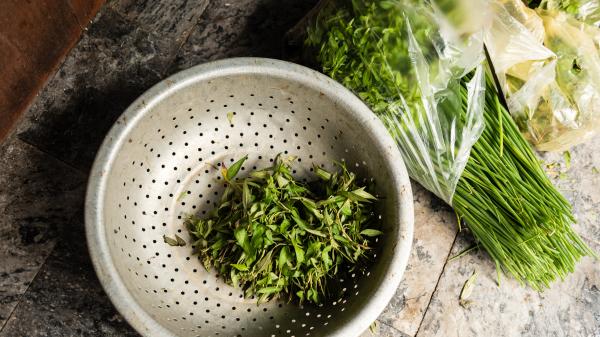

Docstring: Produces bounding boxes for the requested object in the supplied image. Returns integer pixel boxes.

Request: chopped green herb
[187,155,380,304]
[227,111,234,124]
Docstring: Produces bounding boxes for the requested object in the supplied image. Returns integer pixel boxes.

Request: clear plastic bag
[308,0,486,203]
[485,0,600,151]
[381,1,487,203]
[577,0,600,26]
[544,0,600,27]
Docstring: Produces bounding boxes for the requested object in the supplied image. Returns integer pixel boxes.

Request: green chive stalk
[306,0,594,289]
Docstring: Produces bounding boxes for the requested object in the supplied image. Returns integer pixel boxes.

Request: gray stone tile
[540,135,600,249]
[16,7,175,172]
[108,0,210,45]
[0,220,139,337]
[377,184,458,336]
[169,0,319,73]
[415,136,600,337]
[0,136,85,328]
[416,232,599,337]
[360,321,411,337]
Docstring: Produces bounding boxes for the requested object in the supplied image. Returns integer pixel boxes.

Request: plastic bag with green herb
[308,0,486,203]
[307,0,594,290]
[485,0,600,151]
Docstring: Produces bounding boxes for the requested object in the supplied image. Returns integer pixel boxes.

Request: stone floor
[0,1,598,336]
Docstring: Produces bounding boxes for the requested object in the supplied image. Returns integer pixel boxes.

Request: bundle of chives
[306,0,595,289]
[453,76,594,289]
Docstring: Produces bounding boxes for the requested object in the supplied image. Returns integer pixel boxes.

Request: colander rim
[85,57,414,337]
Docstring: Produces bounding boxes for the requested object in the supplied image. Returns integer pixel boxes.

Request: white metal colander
[85,58,413,337]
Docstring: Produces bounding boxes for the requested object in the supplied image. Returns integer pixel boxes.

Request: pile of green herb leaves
[186,155,381,304]
[306,0,594,289]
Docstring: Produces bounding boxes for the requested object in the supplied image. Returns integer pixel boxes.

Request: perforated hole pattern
[98,62,405,337]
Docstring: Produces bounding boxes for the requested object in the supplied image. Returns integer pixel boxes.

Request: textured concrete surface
[169,0,317,73]
[0,136,85,328]
[108,0,209,44]
[415,137,600,337]
[1,0,599,336]
[378,184,458,336]
[359,321,411,337]
[16,7,174,171]
[416,234,599,337]
[0,219,138,337]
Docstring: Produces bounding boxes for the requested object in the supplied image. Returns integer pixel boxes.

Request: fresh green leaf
[234,228,252,256]
[340,200,352,216]
[350,187,377,201]
[315,166,332,181]
[242,181,251,209]
[293,244,305,264]
[231,263,249,271]
[305,227,327,237]
[276,175,290,187]
[360,229,383,237]
[278,246,292,269]
[257,286,281,295]
[226,155,248,180]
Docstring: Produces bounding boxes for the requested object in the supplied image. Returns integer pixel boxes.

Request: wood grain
[0,0,105,142]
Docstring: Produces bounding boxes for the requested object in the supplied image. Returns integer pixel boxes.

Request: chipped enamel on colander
[86,58,413,337]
